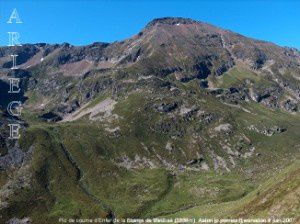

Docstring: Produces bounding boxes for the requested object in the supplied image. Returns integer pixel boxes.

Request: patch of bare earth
[62,98,117,122]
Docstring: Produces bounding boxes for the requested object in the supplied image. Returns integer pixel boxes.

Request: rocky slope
[0,17,299,223]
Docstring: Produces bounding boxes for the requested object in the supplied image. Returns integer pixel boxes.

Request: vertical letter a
[7,8,22,24]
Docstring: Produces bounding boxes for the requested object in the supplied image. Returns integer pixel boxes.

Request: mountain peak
[145,17,199,28]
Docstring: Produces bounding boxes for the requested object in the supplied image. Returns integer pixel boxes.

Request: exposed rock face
[0,144,25,169]
[6,217,31,224]
[283,99,298,112]
[248,125,286,136]
[39,111,62,122]
[214,123,232,134]
[154,102,178,113]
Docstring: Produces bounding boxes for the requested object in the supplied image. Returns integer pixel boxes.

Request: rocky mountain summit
[0,17,299,223]
[0,17,299,119]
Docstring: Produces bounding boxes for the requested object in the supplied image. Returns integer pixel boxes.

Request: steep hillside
[0,17,299,223]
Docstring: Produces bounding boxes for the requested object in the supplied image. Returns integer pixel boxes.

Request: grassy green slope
[2,67,299,223]
[164,160,300,222]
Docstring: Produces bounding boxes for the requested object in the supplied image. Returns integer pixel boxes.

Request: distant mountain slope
[0,17,299,223]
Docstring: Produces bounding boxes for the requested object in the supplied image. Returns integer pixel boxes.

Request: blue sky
[0,0,299,49]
